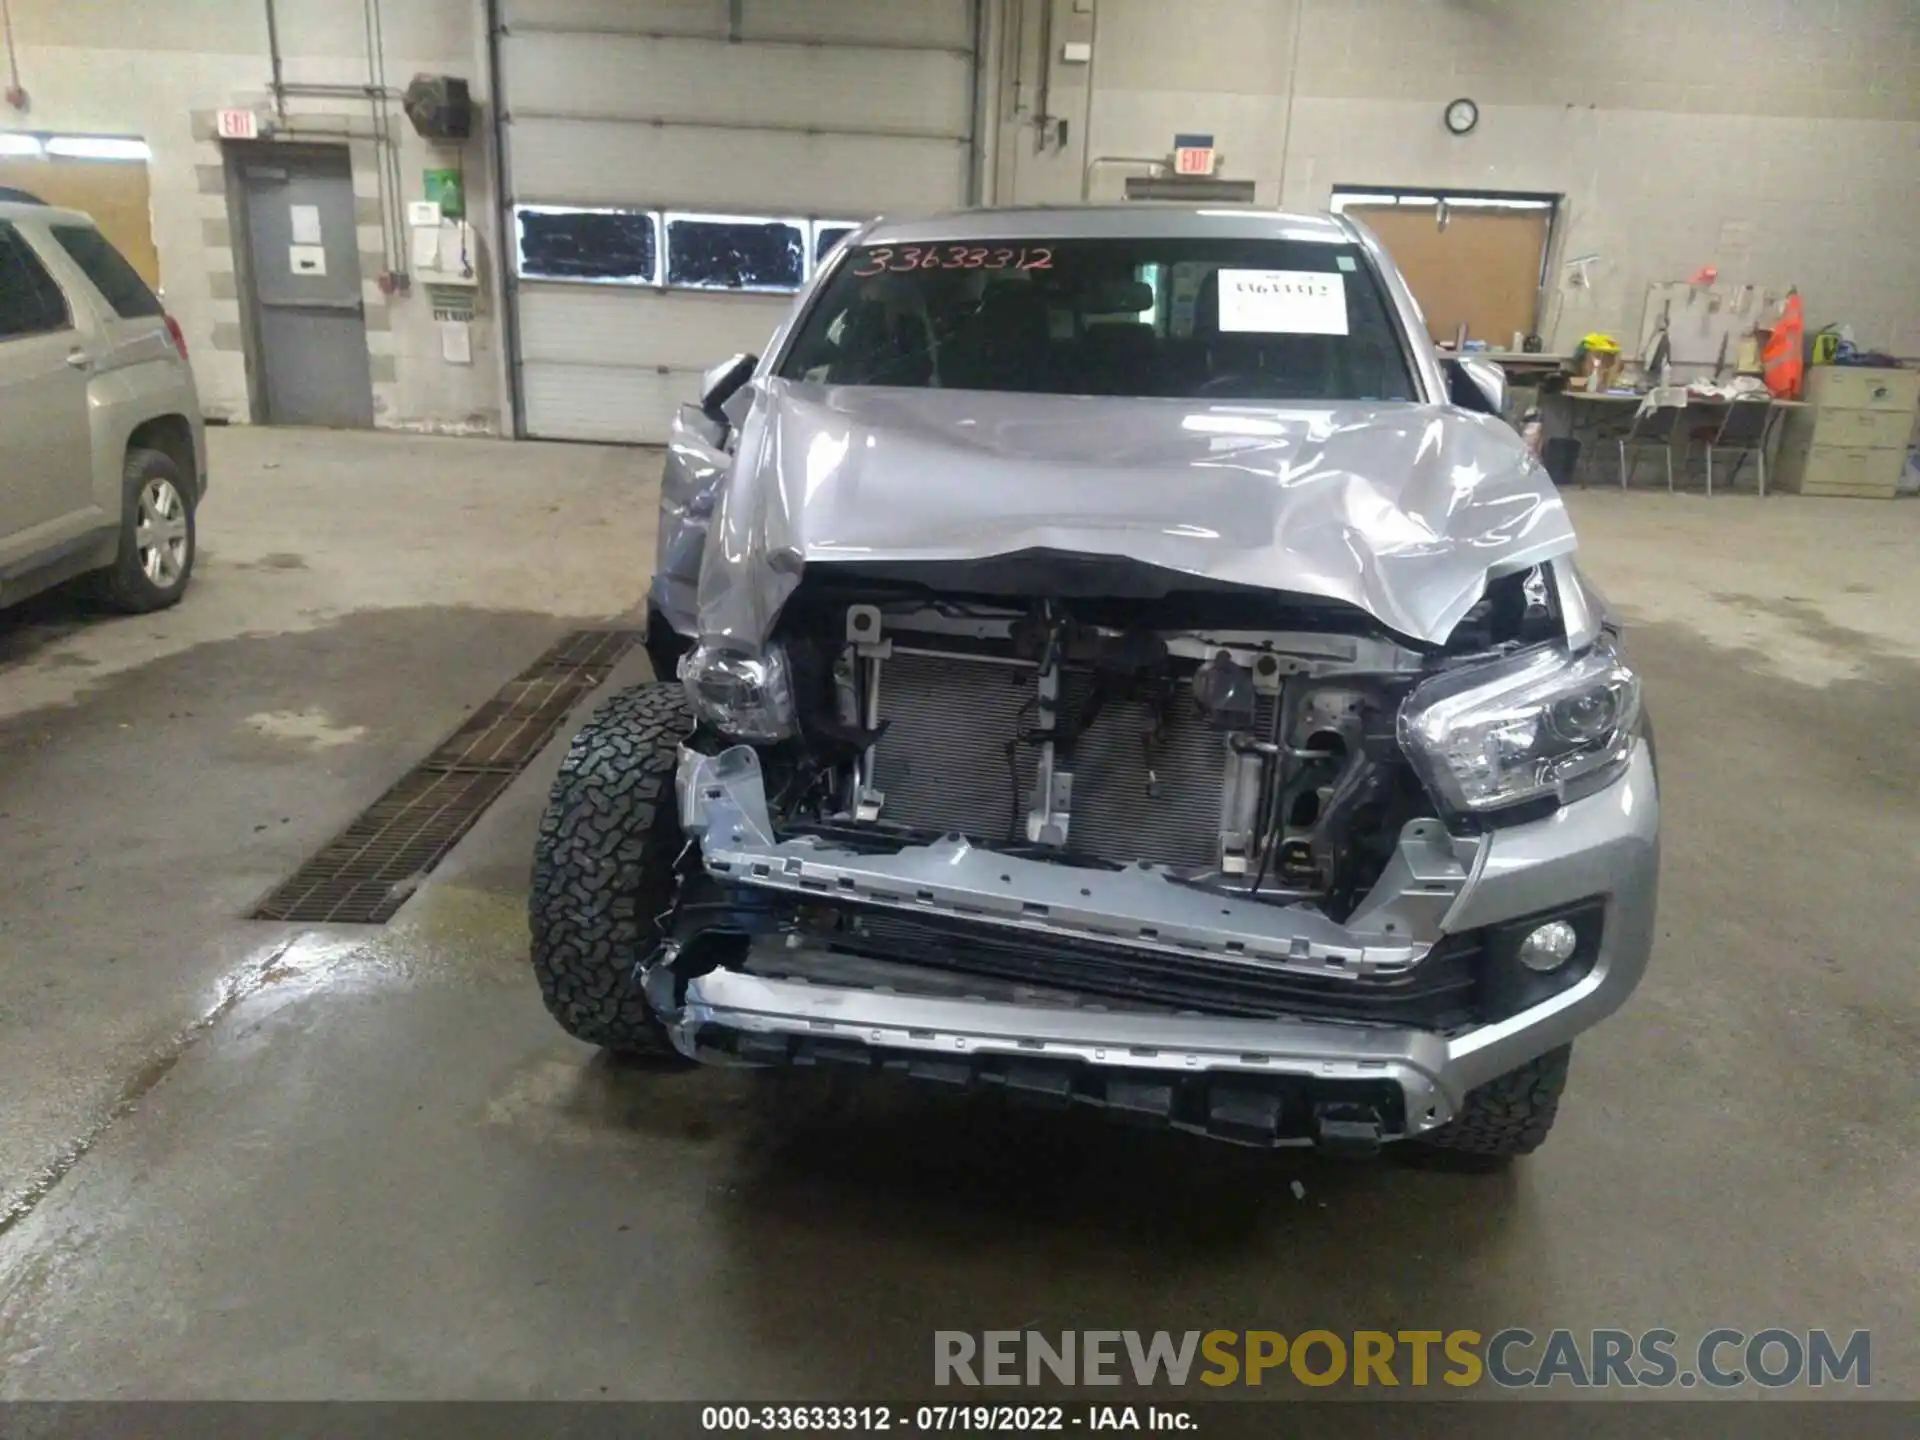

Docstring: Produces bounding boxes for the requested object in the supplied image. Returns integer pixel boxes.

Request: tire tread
[528,682,693,1052]
[1417,1044,1572,1159]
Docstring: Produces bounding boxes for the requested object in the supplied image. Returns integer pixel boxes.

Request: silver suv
[0,200,205,613]
[531,207,1659,1164]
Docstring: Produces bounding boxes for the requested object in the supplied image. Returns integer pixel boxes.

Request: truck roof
[858,205,1354,248]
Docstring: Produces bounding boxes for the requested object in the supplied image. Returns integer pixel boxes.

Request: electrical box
[410,214,480,319]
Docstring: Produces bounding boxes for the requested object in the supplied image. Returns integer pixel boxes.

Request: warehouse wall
[0,0,504,432]
[995,0,1920,356]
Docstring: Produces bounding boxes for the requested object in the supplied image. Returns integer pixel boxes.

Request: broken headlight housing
[1398,638,1641,815]
[680,643,795,741]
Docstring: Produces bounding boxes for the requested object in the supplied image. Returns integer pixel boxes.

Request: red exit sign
[1172,133,1215,176]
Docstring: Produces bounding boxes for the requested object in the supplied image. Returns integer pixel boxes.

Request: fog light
[1517,919,1579,972]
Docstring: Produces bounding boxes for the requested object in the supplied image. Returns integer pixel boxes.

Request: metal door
[237,147,374,428]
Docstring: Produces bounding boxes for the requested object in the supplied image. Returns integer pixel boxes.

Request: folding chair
[1694,397,1773,497]
[1619,386,1691,491]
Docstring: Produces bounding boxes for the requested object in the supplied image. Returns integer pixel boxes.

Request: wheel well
[127,415,198,503]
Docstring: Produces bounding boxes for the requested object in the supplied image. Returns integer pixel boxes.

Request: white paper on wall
[1217,269,1349,335]
[440,320,472,364]
[288,243,326,276]
[290,204,323,245]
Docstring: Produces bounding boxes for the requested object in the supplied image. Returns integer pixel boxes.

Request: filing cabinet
[1774,366,1920,498]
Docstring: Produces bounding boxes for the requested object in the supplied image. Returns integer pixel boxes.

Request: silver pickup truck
[530,206,1659,1164]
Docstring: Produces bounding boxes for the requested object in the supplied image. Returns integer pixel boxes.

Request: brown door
[1349,203,1550,346]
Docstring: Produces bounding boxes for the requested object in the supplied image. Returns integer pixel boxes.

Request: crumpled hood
[696,380,1574,650]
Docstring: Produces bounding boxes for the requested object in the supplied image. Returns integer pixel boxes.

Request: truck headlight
[1398,639,1641,815]
[680,643,795,741]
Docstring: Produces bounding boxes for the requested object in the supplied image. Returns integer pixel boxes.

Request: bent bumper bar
[660,743,1660,1137]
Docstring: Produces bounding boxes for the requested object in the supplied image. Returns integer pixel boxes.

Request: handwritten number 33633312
[850,245,1054,277]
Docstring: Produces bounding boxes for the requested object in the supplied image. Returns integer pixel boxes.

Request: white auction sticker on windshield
[1217,269,1349,335]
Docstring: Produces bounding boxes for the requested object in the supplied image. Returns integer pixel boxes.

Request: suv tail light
[163,313,187,358]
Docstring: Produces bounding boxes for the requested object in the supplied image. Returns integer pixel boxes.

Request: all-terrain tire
[1416,1044,1572,1160]
[529,681,693,1053]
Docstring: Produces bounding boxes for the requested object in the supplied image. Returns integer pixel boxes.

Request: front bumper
[654,741,1659,1141]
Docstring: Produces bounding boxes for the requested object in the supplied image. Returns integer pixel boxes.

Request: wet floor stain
[0,937,321,1241]
[477,1046,1517,1256]
[355,885,532,985]
[485,1051,741,1149]
[1709,592,1891,660]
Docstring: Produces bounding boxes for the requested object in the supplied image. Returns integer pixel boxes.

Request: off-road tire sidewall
[1416,1044,1573,1160]
[106,447,196,613]
[529,682,695,1053]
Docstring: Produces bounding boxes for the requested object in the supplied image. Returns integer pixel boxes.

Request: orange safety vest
[1762,292,1805,400]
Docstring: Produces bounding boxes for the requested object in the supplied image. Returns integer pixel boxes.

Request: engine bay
[755,572,1461,920]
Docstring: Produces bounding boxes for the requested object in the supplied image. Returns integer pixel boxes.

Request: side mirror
[700,353,757,422]
[1444,355,1507,417]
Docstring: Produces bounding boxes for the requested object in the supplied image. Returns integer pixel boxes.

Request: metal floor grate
[249,627,640,925]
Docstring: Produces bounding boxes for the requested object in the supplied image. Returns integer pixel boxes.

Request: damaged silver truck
[529,207,1659,1161]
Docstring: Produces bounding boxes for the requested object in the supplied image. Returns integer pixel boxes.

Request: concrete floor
[0,427,1915,1398]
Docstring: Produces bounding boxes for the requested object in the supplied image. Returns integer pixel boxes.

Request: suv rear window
[51,224,163,319]
[0,224,70,338]
[778,236,1416,403]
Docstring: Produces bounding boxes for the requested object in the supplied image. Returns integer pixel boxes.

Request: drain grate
[249,627,641,924]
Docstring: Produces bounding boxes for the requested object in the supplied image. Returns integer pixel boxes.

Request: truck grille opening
[869,651,1272,871]
[783,910,1482,1029]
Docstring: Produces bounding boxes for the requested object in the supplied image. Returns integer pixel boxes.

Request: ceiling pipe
[1081,155,1166,203]
[277,81,401,98]
[263,0,286,120]
[1273,0,1306,204]
[1,0,27,111]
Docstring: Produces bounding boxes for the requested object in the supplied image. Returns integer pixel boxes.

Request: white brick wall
[998,0,1920,355]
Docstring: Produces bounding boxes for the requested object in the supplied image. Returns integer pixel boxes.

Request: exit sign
[1172,132,1216,176]
[216,109,260,140]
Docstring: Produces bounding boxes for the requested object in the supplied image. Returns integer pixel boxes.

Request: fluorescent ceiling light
[45,136,151,161]
[0,133,43,156]
[1445,197,1553,210]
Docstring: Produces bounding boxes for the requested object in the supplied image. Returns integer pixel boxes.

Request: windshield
[777,236,1418,403]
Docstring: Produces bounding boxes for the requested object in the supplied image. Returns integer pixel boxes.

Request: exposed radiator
[868,650,1268,870]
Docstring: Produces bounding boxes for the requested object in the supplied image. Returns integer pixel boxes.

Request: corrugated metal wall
[496,0,979,443]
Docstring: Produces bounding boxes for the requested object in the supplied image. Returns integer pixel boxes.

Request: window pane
[516,206,656,284]
[778,237,1415,403]
[813,222,860,265]
[0,226,70,338]
[50,224,162,318]
[665,213,805,292]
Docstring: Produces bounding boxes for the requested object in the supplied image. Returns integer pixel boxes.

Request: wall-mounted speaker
[403,74,473,142]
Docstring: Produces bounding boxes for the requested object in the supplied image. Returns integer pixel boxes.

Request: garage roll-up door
[497,0,980,443]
